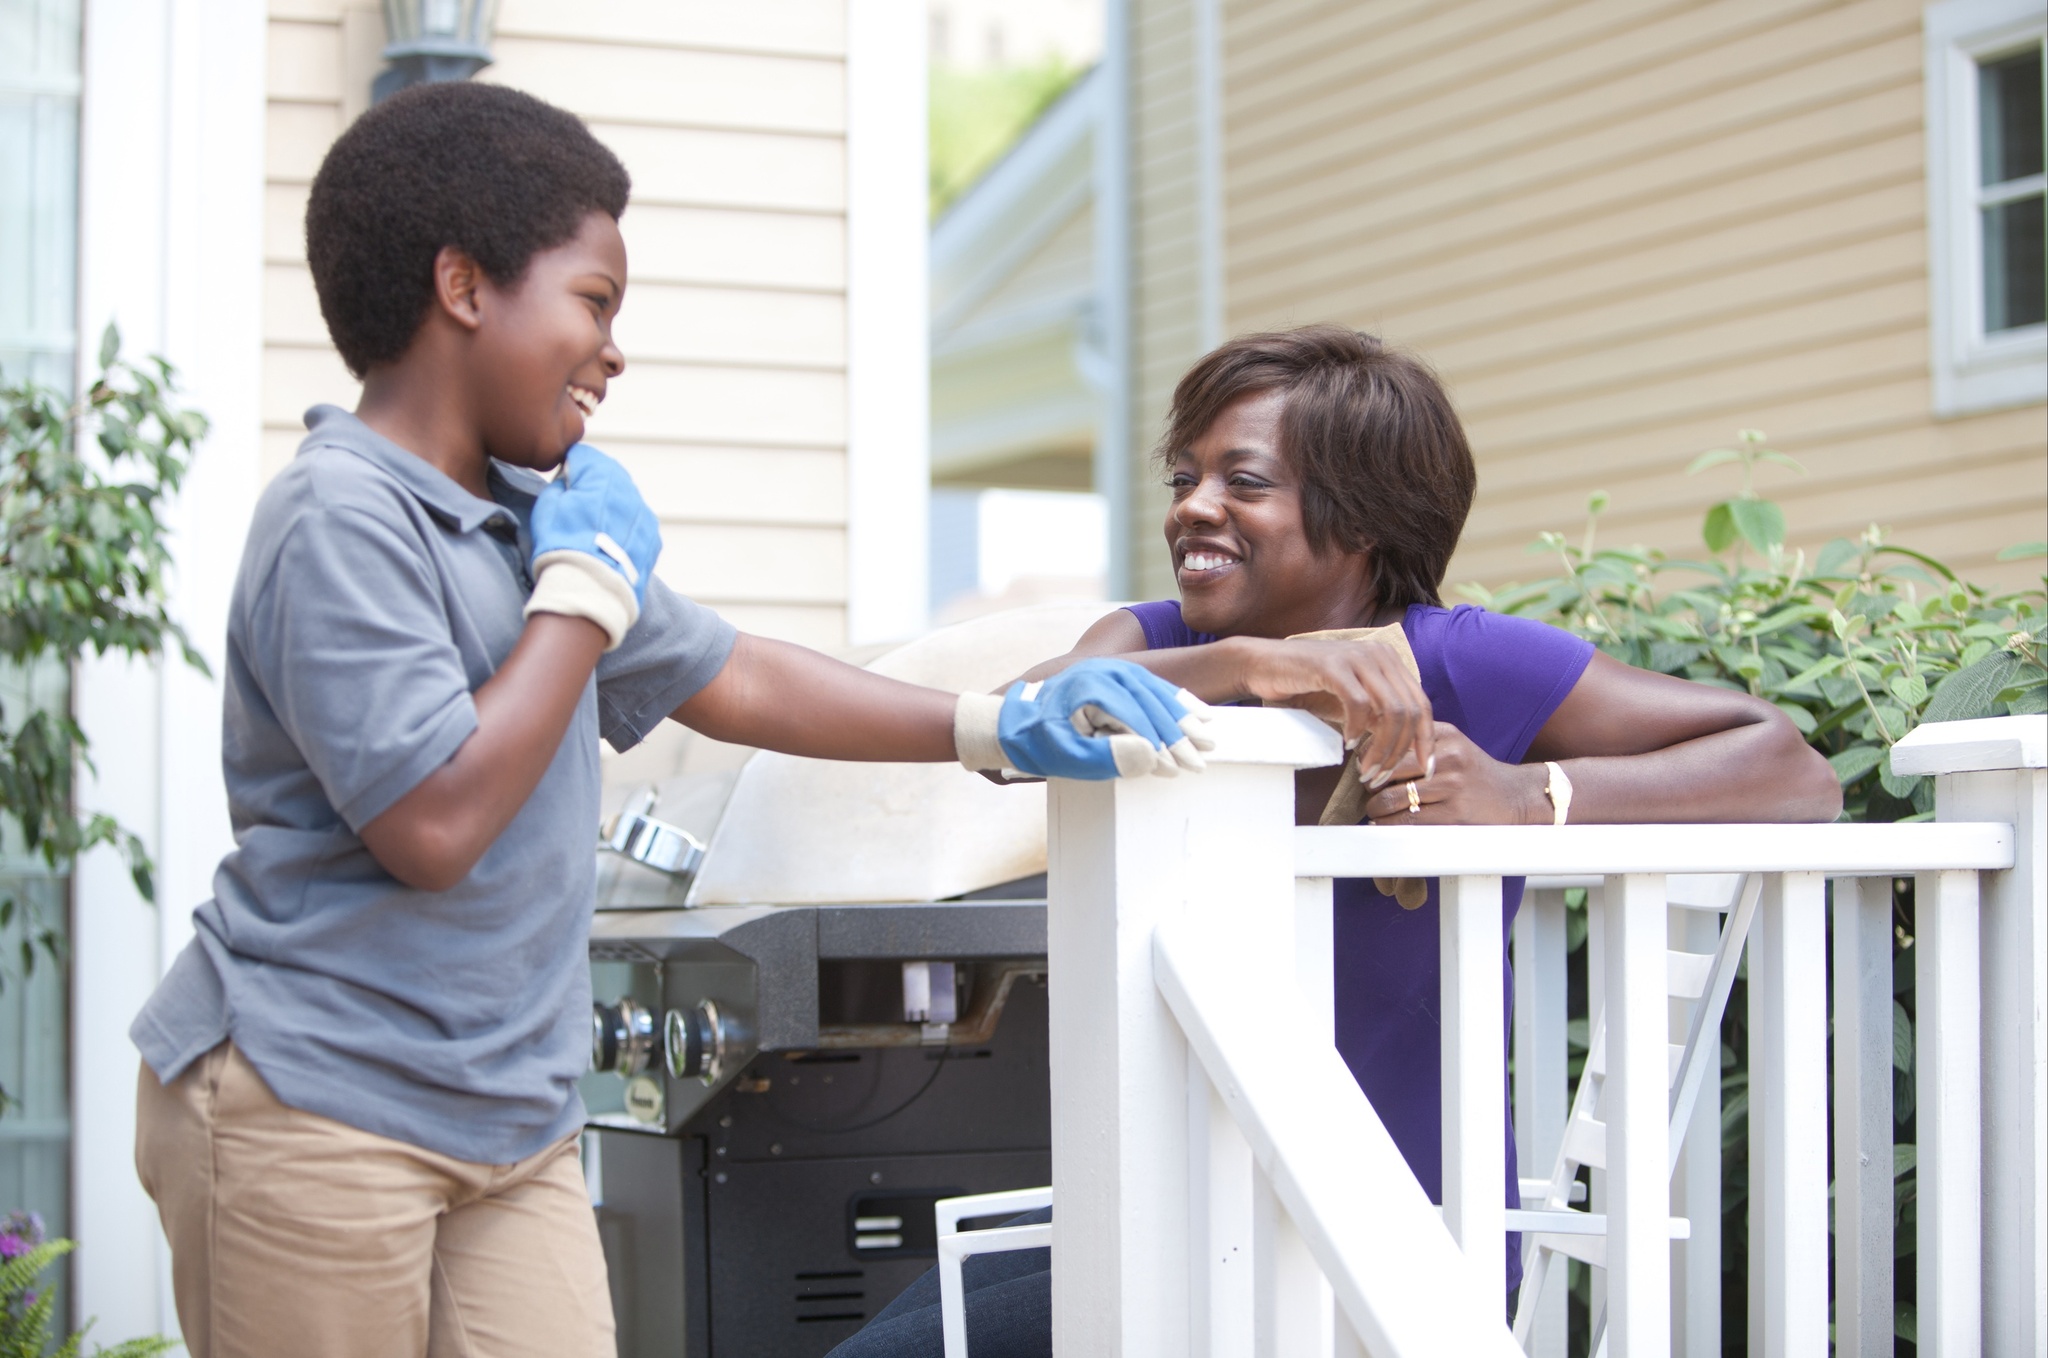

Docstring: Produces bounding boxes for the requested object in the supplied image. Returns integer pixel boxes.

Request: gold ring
[1406,781,1421,815]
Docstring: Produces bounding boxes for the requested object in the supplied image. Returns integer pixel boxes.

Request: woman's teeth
[1181,552,1237,572]
[569,386,600,417]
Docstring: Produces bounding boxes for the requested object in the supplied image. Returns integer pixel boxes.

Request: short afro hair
[306,81,631,377]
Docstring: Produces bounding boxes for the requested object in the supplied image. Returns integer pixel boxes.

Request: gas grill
[581,604,1110,1357]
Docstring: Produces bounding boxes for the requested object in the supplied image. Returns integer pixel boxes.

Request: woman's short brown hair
[1155,326,1477,609]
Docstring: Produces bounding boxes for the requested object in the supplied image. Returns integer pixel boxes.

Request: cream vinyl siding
[1216,0,2047,594]
[260,0,853,648]
[1128,0,1211,600]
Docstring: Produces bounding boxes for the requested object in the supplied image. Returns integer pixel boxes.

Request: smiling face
[466,209,627,472]
[1164,388,1384,638]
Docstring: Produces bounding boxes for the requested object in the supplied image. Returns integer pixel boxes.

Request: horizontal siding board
[621,207,845,290]
[614,283,845,368]
[494,0,844,58]
[1396,183,1926,357]
[705,603,846,648]
[263,263,325,347]
[1230,77,1922,282]
[265,184,309,263]
[1451,279,1929,419]
[483,38,844,135]
[1232,128,1924,324]
[262,344,359,427]
[266,18,342,103]
[578,444,845,526]
[265,101,341,184]
[597,123,844,213]
[655,523,847,603]
[585,362,846,447]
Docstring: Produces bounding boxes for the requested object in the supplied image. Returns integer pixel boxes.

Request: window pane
[1979,47,2044,188]
[1984,193,2046,332]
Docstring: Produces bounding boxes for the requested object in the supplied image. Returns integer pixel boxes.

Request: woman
[831,326,1839,1354]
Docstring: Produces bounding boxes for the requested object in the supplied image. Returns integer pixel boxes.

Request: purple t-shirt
[1125,600,1593,1292]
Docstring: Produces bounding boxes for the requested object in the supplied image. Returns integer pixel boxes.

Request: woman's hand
[1361,721,1547,826]
[1233,637,1434,785]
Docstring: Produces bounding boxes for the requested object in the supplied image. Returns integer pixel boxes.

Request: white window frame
[1924,0,2047,416]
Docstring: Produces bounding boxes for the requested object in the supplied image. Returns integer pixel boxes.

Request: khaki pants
[135,1042,615,1358]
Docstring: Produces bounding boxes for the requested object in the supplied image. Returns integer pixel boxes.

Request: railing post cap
[1198,705,1344,768]
[1890,714,2047,775]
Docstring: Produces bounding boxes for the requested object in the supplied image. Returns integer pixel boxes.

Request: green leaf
[1893,1001,1913,1073]
[1702,502,1738,553]
[1829,745,1886,786]
[1923,651,2022,723]
[1893,1142,1916,1177]
[1887,673,1929,707]
[1756,449,1807,474]
[2007,682,2048,715]
[1687,448,1742,475]
[98,321,120,370]
[1879,751,1923,799]
[1727,497,1787,553]
[1996,541,2047,561]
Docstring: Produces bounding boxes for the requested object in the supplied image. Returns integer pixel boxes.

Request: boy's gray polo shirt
[130,406,736,1163]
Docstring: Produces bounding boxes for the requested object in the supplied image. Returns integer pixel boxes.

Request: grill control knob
[665,998,729,1086]
[590,996,658,1076]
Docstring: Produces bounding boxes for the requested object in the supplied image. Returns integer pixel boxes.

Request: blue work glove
[954,657,1217,780]
[523,444,662,650]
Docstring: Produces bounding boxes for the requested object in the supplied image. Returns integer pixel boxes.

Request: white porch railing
[1043,709,2044,1357]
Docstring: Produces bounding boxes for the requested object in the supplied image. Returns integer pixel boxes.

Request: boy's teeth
[569,387,599,415]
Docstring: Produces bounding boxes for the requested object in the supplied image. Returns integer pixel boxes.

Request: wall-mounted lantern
[372,0,500,104]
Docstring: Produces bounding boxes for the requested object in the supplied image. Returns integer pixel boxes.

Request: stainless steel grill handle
[602,794,706,881]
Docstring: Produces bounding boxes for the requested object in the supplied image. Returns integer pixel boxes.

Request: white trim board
[1923,0,2047,417]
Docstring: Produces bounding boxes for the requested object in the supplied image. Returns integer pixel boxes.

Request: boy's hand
[955,657,1216,780]
[525,444,662,650]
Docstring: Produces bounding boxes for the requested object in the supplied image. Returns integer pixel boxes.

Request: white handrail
[1295,820,2014,877]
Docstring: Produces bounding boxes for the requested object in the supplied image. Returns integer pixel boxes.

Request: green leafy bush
[1461,432,2045,1352]
[1463,429,2045,824]
[0,325,206,1106]
[0,1212,176,1358]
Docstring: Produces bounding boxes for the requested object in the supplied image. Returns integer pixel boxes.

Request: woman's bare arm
[1361,653,1842,825]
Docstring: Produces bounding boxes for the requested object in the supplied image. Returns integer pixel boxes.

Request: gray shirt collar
[303,404,522,535]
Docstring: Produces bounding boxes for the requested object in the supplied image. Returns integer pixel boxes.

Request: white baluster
[1606,873,1671,1356]
[1441,873,1506,1304]
[1514,888,1572,1358]
[1191,1053,1254,1358]
[1674,905,1720,1358]
[1253,1167,1328,1357]
[1751,872,1829,1354]
[1830,875,1893,1356]
[1915,868,1981,1356]
[1897,715,2046,1355]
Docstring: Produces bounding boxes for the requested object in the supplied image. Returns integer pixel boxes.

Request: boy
[129,82,1205,1358]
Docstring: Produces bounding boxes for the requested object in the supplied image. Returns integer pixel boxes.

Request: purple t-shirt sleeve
[1122,599,1214,650]
[1405,604,1594,764]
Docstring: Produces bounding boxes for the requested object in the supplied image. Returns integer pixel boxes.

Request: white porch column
[1045,708,1338,1357]
[72,0,264,1342]
[1895,715,2047,1356]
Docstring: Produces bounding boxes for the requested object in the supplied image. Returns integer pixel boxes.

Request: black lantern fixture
[372,0,500,104]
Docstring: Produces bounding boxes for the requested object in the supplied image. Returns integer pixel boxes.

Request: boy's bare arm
[670,632,959,761]
[359,614,609,891]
